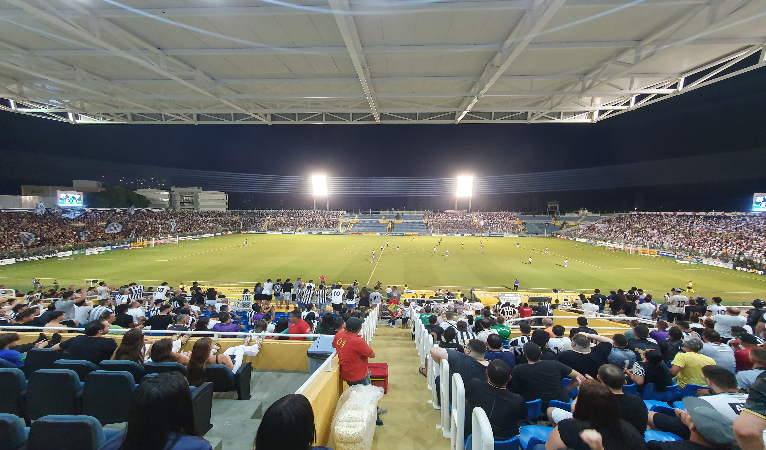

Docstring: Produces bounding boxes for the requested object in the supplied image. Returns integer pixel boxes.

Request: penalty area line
[367,252,384,285]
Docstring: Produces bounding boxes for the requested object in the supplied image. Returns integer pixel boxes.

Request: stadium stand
[426,212,522,234]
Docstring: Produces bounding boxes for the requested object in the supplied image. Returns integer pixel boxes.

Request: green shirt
[419,313,436,326]
[491,325,511,340]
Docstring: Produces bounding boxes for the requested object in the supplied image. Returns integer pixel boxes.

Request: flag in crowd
[127,205,136,216]
[170,221,177,232]
[78,230,91,240]
[104,222,124,234]
[62,208,85,219]
[34,203,45,215]
[18,232,35,246]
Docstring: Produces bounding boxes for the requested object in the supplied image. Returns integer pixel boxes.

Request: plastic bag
[331,384,385,450]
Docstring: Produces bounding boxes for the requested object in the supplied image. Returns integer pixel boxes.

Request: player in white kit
[564,259,568,268]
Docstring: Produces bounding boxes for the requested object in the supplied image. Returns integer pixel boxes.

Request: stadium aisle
[369,325,449,450]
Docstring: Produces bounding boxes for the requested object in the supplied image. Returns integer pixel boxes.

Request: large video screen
[753,193,766,212]
[58,191,83,208]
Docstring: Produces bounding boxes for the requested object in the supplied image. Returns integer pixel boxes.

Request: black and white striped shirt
[89,305,113,322]
[129,285,144,300]
[314,289,329,304]
[456,330,476,346]
[148,306,161,317]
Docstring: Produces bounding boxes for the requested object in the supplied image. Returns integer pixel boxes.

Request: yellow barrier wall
[302,356,342,446]
[552,310,630,337]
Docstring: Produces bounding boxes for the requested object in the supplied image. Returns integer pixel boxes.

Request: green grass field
[1,235,764,303]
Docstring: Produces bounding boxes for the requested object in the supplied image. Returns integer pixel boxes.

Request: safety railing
[440,359,451,438]
[471,407,494,450]
[451,373,466,450]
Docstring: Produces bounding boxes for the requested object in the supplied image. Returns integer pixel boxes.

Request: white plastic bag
[331,385,385,450]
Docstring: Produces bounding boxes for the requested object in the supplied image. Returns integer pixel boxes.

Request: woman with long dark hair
[100,372,211,450]
[112,328,149,365]
[254,394,331,450]
[544,380,646,450]
[149,338,190,365]
[186,336,262,387]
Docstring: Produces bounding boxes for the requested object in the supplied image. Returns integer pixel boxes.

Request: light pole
[456,175,473,211]
[312,175,328,211]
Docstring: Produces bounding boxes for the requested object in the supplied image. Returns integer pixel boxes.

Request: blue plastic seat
[26,415,119,450]
[525,399,542,422]
[144,362,187,375]
[672,401,685,410]
[0,369,27,418]
[649,404,676,417]
[205,362,252,400]
[645,430,682,442]
[82,371,136,425]
[0,359,16,369]
[548,400,571,412]
[21,349,62,379]
[465,434,520,450]
[26,369,83,420]
[623,383,638,395]
[0,413,29,450]
[678,384,707,399]
[53,360,99,382]
[98,360,145,382]
[519,425,553,450]
[643,383,678,402]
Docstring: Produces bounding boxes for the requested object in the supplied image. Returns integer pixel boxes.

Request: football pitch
[1,234,764,303]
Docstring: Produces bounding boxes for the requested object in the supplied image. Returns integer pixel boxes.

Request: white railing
[440,358,451,438]
[471,407,494,450]
[451,373,465,450]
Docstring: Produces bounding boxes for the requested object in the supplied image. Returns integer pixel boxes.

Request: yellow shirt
[672,352,716,387]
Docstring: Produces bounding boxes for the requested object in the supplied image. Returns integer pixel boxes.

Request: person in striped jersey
[293,282,310,311]
[455,320,476,347]
[148,299,164,317]
[89,299,114,322]
[314,285,330,311]
[128,283,144,301]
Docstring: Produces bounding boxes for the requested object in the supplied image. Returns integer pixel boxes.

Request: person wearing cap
[670,337,716,388]
[710,307,747,341]
[730,333,760,372]
[646,396,740,450]
[649,365,747,440]
[747,300,766,330]
[666,288,689,324]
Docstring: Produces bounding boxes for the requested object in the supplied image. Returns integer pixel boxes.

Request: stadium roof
[0,0,764,125]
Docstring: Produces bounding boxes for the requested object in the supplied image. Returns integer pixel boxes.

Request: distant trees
[86,187,151,208]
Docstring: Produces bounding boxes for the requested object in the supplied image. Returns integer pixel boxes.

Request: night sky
[1,65,764,213]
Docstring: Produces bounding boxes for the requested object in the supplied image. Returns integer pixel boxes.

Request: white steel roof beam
[455,0,568,123]
[328,0,379,123]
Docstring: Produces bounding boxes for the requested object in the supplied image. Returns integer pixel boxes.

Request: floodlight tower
[312,175,328,211]
[455,176,474,211]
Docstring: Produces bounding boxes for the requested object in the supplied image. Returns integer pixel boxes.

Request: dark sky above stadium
[1,66,764,212]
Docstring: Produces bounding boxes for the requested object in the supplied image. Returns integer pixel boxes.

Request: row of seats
[0,413,122,450]
[0,348,252,401]
[0,367,213,433]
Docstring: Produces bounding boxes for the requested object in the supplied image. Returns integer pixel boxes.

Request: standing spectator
[430,339,491,405]
[710,307,747,341]
[96,282,111,301]
[637,299,656,321]
[706,296,727,317]
[671,337,717,388]
[144,304,174,331]
[54,291,87,323]
[518,303,532,318]
[464,360,527,441]
[666,288,688,323]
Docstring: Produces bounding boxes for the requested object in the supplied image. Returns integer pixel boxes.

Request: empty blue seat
[82,371,136,425]
[26,415,119,450]
[643,383,678,402]
[98,360,145,382]
[0,369,27,418]
[465,434,520,450]
[548,400,571,412]
[672,401,685,410]
[525,399,542,422]
[205,362,252,400]
[645,430,682,442]
[623,383,638,395]
[0,413,28,450]
[0,359,16,369]
[649,403,676,417]
[53,360,99,382]
[519,426,552,450]
[190,382,214,435]
[26,369,83,420]
[144,362,187,375]
[21,349,62,379]
[678,384,708,399]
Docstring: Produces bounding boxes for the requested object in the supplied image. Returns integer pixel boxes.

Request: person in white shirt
[262,279,274,297]
[96,282,111,301]
[474,319,499,343]
[707,297,727,317]
[127,301,146,323]
[666,287,689,323]
[548,325,571,354]
[637,300,656,320]
[74,302,94,325]
[154,282,170,301]
[710,307,747,340]
[440,311,458,330]
[331,286,345,312]
[582,299,600,316]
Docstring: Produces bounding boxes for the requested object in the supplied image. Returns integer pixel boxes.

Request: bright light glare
[456,176,473,197]
[312,175,327,196]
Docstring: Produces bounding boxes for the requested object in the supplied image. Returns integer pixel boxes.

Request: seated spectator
[626,326,660,362]
[737,348,766,391]
[700,329,736,373]
[649,365,747,439]
[100,372,212,450]
[512,342,581,409]
[113,304,135,329]
[51,320,117,365]
[168,314,191,332]
[430,339,491,405]
[254,393,331,450]
[548,364,648,435]
[287,310,312,341]
[730,333,759,372]
[0,332,50,367]
[193,318,213,338]
[211,312,241,338]
[559,333,612,378]
[149,337,191,365]
[126,301,145,324]
[425,314,443,342]
[144,304,174,331]
[659,326,685,363]
[608,334,638,369]
[509,321,533,350]
[544,380,646,450]
[187,336,262,386]
[628,350,673,393]
[548,325,571,354]
[485,333,514,371]
[474,319,498,343]
[455,320,475,347]
[112,328,151,366]
[490,315,511,340]
[439,326,464,353]
[650,397,740,450]
[671,337,717,388]
[569,317,598,337]
[649,321,670,342]
[465,360,527,441]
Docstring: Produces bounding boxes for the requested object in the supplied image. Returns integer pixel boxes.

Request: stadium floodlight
[455,175,474,211]
[311,174,328,210]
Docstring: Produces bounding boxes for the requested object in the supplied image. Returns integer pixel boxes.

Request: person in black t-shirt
[512,342,581,409]
[51,320,117,365]
[558,333,612,378]
[465,360,527,441]
[425,315,443,342]
[627,326,661,362]
[113,304,135,329]
[144,304,174,331]
[569,317,599,337]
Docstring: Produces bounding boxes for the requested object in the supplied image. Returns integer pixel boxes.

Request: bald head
[727,307,741,315]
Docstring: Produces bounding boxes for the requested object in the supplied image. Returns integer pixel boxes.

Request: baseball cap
[682,397,737,446]
[345,318,363,331]
[671,287,683,292]
[738,333,759,345]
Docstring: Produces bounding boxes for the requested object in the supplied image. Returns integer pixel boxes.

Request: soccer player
[439,238,442,244]
[461,241,464,248]
[244,239,248,245]
[386,240,389,247]
[480,245,483,253]
[564,259,568,268]
[687,281,694,293]
[532,246,535,251]
[371,256,375,263]
[516,242,519,247]
[397,245,400,250]
[372,250,375,257]
[545,247,549,253]
[433,247,437,254]
[445,250,449,258]
[528,257,532,265]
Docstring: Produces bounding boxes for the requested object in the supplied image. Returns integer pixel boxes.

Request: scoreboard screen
[58,191,83,207]
[753,193,766,212]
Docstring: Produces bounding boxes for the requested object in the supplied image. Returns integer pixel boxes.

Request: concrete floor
[203,369,311,450]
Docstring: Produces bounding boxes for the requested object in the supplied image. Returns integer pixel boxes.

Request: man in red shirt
[332,317,385,425]
[518,303,533,318]
[732,333,759,371]
[287,310,312,341]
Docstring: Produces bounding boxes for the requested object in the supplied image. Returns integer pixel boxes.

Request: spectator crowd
[426,212,522,233]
